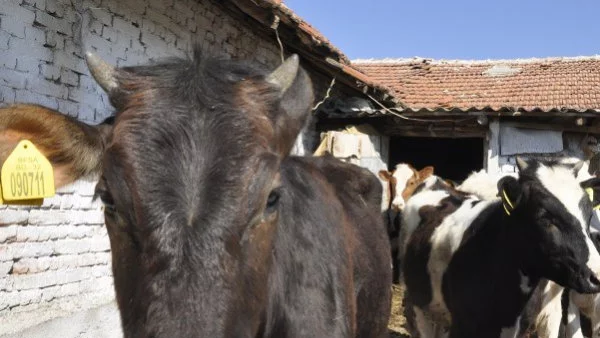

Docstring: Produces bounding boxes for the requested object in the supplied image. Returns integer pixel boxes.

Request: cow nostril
[589,274,600,288]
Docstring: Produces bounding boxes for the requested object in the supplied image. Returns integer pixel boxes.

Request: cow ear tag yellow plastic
[1,140,55,203]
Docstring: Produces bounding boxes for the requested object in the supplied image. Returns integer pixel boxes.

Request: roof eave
[221,0,398,106]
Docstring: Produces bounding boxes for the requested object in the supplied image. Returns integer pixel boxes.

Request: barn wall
[485,119,591,175]
[0,0,295,333]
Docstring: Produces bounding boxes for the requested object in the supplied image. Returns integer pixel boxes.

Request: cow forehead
[393,164,416,186]
[536,164,587,226]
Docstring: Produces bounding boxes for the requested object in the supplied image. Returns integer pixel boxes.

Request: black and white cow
[400,157,600,338]
[458,167,600,338]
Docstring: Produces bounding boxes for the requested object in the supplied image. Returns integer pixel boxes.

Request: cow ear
[0,104,111,188]
[419,166,434,179]
[379,170,392,181]
[581,177,600,209]
[268,55,314,155]
[497,176,522,215]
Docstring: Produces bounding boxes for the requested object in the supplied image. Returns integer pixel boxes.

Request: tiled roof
[227,0,395,104]
[353,56,600,113]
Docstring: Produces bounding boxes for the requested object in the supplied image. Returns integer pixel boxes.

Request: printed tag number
[1,140,55,201]
[9,171,45,198]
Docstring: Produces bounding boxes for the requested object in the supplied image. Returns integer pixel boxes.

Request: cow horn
[266,54,299,93]
[516,156,529,171]
[85,52,118,93]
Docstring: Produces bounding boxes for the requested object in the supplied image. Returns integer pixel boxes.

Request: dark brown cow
[0,50,392,337]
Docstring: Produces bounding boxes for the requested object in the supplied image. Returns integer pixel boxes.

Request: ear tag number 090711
[0,140,55,205]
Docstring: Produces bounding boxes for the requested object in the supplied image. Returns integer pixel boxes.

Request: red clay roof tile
[353,57,600,113]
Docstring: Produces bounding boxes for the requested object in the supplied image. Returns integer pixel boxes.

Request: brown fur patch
[0,104,107,187]
[402,166,435,201]
[234,80,276,150]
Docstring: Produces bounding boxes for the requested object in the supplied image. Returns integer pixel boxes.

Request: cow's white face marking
[391,164,416,211]
[537,164,600,280]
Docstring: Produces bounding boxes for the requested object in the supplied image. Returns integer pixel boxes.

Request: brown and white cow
[378,163,435,282]
[400,157,600,338]
[0,51,392,337]
[379,163,435,212]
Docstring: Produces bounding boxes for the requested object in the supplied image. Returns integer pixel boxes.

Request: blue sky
[284,0,600,60]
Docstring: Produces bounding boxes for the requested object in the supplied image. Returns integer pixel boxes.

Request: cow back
[263,156,391,337]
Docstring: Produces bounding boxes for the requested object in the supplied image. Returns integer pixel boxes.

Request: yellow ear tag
[502,202,511,216]
[502,189,515,210]
[586,187,594,202]
[501,189,515,215]
[1,140,55,203]
[584,188,600,210]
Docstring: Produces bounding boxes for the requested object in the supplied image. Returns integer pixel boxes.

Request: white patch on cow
[398,189,449,260]
[457,169,517,201]
[571,291,600,337]
[519,270,532,294]
[426,196,495,325]
[565,301,585,338]
[500,315,521,338]
[537,164,600,279]
[421,175,442,190]
[536,281,565,338]
[391,164,416,211]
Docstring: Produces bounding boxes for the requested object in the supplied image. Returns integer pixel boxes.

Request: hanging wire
[270,15,285,63]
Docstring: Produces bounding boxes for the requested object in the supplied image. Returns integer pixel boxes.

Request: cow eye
[265,189,280,213]
[95,180,116,214]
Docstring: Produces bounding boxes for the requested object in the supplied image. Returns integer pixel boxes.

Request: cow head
[0,50,314,337]
[379,164,434,212]
[498,157,600,294]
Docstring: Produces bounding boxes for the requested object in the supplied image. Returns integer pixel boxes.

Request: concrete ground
[0,301,122,338]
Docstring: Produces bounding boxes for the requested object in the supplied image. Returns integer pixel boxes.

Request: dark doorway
[388,137,484,182]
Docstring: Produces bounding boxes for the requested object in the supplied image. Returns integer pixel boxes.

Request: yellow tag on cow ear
[584,188,600,210]
[502,190,515,210]
[586,188,594,202]
[1,140,55,202]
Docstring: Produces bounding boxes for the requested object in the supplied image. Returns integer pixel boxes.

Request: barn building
[320,57,600,182]
[0,0,390,335]
[1,0,600,335]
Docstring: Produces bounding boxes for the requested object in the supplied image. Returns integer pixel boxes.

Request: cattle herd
[1,51,600,338]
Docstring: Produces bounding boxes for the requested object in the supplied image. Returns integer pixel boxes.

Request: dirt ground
[388,284,410,338]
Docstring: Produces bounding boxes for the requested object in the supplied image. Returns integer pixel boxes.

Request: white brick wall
[0,0,283,121]
[0,0,286,334]
[0,178,111,333]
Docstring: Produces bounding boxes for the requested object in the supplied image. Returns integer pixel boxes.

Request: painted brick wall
[0,0,290,333]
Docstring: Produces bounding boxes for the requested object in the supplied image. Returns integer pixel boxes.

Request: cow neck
[495,204,542,292]
[466,201,540,296]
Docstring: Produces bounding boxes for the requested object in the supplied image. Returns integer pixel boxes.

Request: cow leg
[571,291,599,338]
[413,306,445,338]
[535,281,564,338]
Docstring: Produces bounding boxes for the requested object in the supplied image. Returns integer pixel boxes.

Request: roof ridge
[352,55,600,65]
